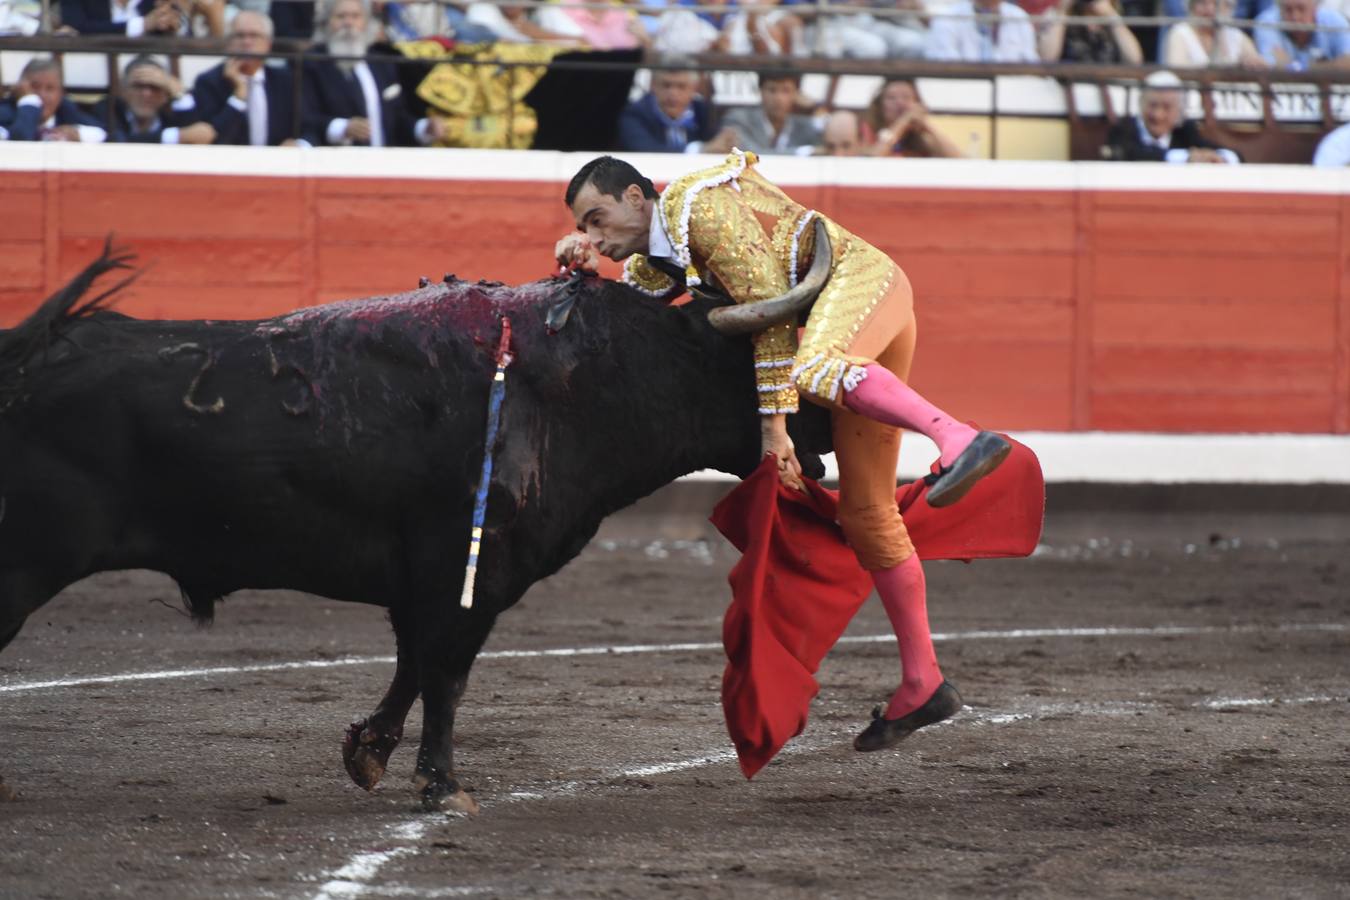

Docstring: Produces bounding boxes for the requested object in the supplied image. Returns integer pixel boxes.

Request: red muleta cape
[710,436,1045,778]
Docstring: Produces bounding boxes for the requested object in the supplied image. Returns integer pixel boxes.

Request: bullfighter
[554,150,1011,751]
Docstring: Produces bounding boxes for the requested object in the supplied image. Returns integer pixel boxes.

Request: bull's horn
[707,218,832,336]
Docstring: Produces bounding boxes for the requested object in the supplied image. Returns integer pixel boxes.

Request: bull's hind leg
[411,612,496,814]
[343,615,419,790]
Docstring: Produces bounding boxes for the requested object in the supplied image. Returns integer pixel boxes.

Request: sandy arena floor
[1,497,1347,900]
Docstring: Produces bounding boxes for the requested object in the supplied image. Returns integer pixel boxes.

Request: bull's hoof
[413,773,479,816]
[342,719,403,791]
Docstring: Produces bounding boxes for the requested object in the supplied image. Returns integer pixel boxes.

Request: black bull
[0,247,835,811]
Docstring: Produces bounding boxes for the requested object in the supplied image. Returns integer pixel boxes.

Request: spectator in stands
[1039,0,1144,62]
[381,0,498,42]
[59,0,223,35]
[820,110,862,155]
[1254,0,1350,68]
[535,0,651,49]
[1312,121,1350,165]
[1163,0,1267,66]
[925,0,1040,60]
[1158,0,1275,35]
[0,56,106,142]
[301,0,446,146]
[464,2,580,42]
[268,0,314,38]
[1323,0,1350,25]
[718,70,820,156]
[190,10,301,145]
[1,0,41,33]
[616,67,737,153]
[812,0,928,59]
[1102,70,1240,162]
[859,77,963,157]
[655,0,804,55]
[89,55,216,143]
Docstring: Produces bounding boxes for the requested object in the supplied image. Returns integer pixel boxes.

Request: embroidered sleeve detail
[621,255,678,298]
[752,320,800,413]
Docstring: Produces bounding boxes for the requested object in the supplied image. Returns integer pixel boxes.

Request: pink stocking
[872,554,944,720]
[842,363,977,467]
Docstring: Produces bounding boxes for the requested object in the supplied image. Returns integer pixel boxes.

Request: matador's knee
[837,502,915,572]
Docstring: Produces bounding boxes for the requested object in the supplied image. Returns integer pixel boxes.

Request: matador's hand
[554,233,600,273]
[761,415,804,492]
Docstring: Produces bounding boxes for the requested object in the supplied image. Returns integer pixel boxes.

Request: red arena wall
[2,146,1348,434]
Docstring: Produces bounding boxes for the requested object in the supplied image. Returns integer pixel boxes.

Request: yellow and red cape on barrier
[395,39,566,149]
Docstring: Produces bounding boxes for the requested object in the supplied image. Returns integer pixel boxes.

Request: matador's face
[570,182,651,262]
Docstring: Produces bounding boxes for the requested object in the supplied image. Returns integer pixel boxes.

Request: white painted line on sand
[3,623,1344,695]
[303,690,1347,900]
[1202,694,1343,709]
[307,744,787,900]
[619,749,741,779]
[0,655,397,694]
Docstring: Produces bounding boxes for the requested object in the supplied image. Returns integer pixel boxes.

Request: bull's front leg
[343,623,419,791]
[411,613,496,814]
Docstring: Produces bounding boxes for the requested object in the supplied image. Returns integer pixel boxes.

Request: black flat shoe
[925,431,1012,508]
[853,681,964,752]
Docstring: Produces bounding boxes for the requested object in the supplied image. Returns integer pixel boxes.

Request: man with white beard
[300,0,446,146]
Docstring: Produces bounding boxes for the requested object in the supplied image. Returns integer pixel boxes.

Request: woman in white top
[1162,0,1266,67]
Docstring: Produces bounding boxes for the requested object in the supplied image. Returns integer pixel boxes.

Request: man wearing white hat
[1102,70,1241,163]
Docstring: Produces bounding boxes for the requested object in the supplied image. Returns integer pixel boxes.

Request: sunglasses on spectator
[127,81,168,92]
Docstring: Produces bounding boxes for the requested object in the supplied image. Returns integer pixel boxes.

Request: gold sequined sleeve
[621,255,680,300]
[686,188,799,414]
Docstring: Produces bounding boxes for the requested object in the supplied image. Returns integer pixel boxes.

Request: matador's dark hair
[564,156,659,208]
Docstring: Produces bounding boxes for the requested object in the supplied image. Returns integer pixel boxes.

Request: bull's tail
[0,237,137,391]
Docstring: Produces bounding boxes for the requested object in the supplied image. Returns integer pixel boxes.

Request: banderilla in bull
[460,316,514,609]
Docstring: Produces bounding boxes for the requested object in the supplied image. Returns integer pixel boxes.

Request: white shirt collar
[1136,116,1170,149]
[647,199,674,259]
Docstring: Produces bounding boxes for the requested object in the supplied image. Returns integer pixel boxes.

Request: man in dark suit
[188,10,302,145]
[90,55,216,143]
[1103,70,1240,164]
[0,56,107,142]
[59,0,200,35]
[617,68,734,154]
[300,0,442,147]
[268,0,314,39]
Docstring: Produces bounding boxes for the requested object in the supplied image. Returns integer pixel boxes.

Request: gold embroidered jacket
[621,149,888,414]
